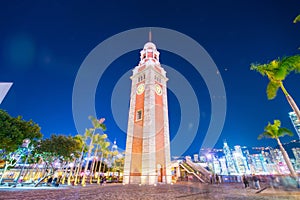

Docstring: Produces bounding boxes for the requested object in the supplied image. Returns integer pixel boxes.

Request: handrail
[185,159,211,182]
[179,163,205,183]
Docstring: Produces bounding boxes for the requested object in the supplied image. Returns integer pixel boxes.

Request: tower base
[122,174,172,185]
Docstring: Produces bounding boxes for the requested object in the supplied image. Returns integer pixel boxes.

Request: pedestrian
[269,175,276,189]
[252,174,260,190]
[52,177,58,187]
[47,176,53,186]
[100,175,104,185]
[242,175,249,188]
[215,174,220,185]
[103,176,107,185]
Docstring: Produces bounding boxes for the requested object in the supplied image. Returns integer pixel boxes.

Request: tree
[250,55,300,120]
[68,134,85,185]
[0,145,31,184]
[258,120,297,178]
[111,151,124,175]
[36,134,82,174]
[0,110,42,157]
[81,116,106,186]
[97,140,110,184]
[110,150,119,172]
[73,133,89,185]
[89,133,108,183]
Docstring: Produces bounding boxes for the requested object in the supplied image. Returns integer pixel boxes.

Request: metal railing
[185,159,211,183]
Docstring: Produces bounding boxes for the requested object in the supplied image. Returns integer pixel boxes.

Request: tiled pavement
[0,182,299,200]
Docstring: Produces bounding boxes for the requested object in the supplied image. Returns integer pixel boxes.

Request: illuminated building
[223,141,238,174]
[219,157,228,175]
[232,145,250,174]
[289,111,300,139]
[292,148,300,171]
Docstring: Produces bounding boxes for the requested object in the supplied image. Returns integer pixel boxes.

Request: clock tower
[123,37,172,185]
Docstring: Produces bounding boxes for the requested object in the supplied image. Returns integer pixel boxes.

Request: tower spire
[149,29,152,42]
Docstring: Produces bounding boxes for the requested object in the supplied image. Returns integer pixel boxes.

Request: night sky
[0,0,299,157]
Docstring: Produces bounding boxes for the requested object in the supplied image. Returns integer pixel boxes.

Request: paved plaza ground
[0,182,299,200]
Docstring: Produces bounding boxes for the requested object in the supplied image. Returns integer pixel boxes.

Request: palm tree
[258,119,297,178]
[88,133,108,184]
[81,116,106,186]
[67,155,76,185]
[73,133,88,185]
[110,150,119,173]
[88,134,99,184]
[61,159,69,184]
[251,55,300,121]
[97,141,110,184]
[81,128,94,186]
[115,152,125,172]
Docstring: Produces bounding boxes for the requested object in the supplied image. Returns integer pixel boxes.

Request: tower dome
[112,139,118,151]
[139,42,160,64]
[143,42,156,50]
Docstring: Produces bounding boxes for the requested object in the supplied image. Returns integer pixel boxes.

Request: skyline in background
[1,1,300,157]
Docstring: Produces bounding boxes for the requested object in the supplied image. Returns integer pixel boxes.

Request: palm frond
[269,59,280,70]
[88,115,107,131]
[85,128,93,138]
[258,131,273,139]
[101,133,108,139]
[280,55,300,73]
[259,119,293,142]
[273,119,281,127]
[250,63,268,76]
[278,127,294,137]
[99,123,107,131]
[266,81,280,100]
[293,14,300,23]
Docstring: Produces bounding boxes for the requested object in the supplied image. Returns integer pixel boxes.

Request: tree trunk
[67,157,76,185]
[82,133,95,186]
[97,153,104,184]
[89,146,98,184]
[61,160,69,184]
[286,94,300,121]
[74,158,81,185]
[93,153,100,178]
[280,83,300,121]
[74,144,85,185]
[276,138,297,178]
[15,155,29,184]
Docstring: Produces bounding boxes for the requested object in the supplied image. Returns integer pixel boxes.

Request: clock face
[155,84,162,95]
[136,83,145,95]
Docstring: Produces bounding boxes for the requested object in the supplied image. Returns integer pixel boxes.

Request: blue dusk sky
[0,0,299,156]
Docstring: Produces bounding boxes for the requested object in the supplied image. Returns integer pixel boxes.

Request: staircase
[183,159,212,183]
[179,162,206,183]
